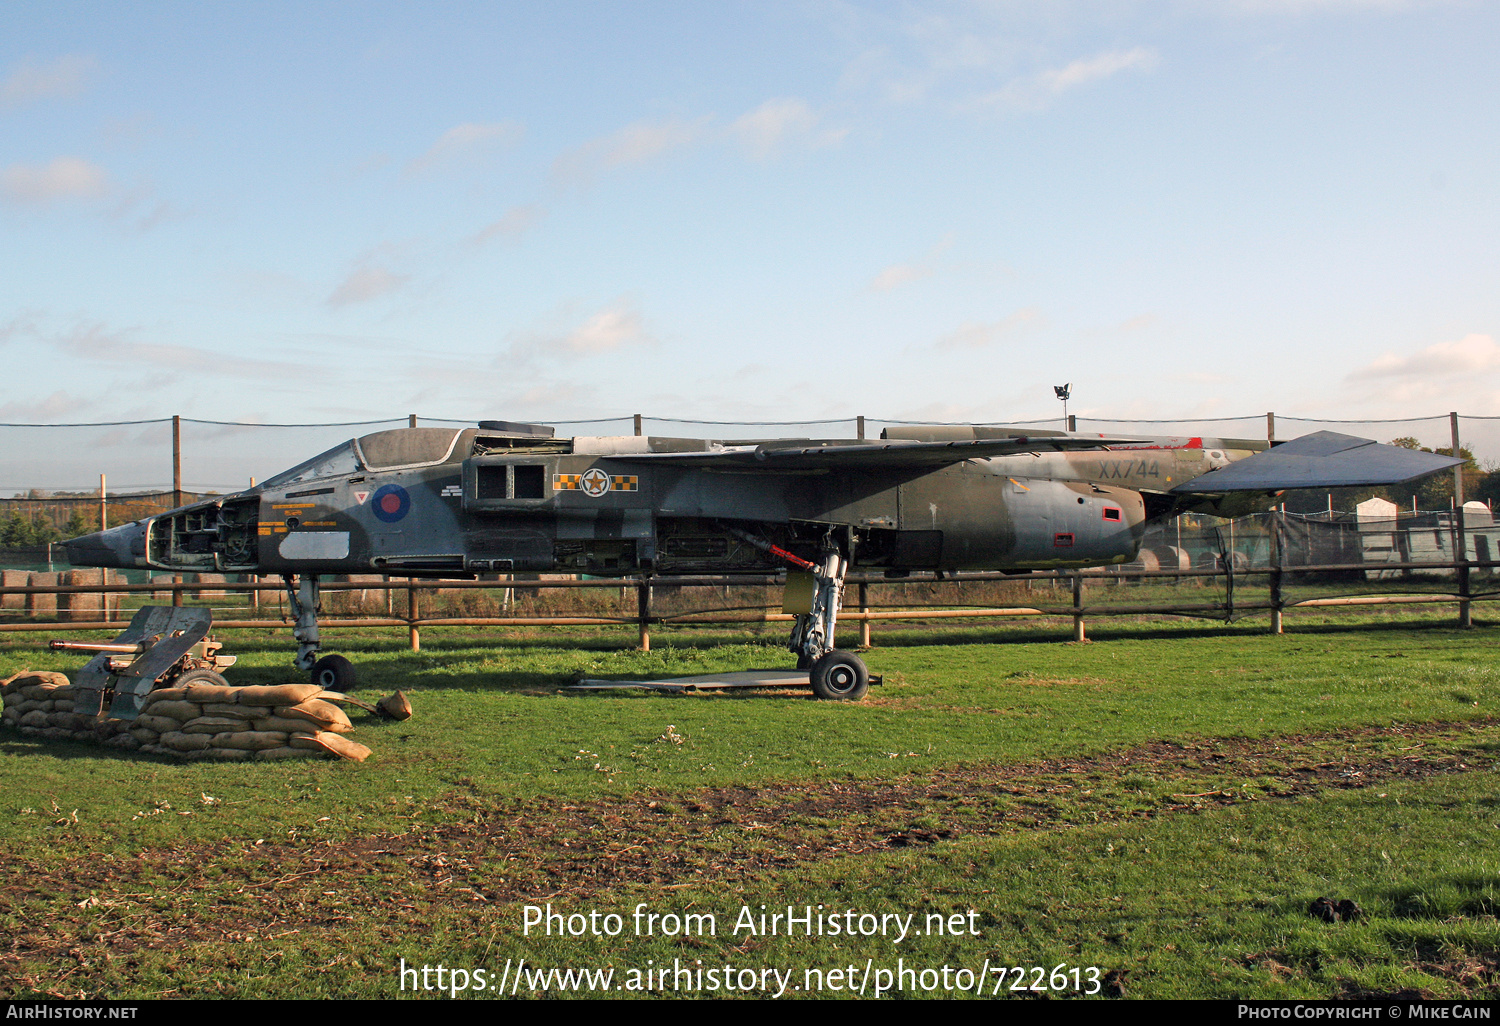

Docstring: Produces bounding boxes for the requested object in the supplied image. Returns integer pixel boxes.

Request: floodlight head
[1054,384,1071,401]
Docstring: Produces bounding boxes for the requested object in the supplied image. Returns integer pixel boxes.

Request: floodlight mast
[1054,384,1071,430]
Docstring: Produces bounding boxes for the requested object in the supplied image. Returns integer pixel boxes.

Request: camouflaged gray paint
[69,426,1423,580]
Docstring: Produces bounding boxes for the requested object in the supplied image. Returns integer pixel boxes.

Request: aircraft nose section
[65,520,148,569]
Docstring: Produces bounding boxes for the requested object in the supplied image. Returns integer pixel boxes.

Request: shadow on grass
[0,736,179,763]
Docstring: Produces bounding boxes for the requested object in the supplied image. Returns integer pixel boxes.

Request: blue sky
[3,1,1499,487]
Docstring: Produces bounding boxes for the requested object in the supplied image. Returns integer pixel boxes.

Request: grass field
[2,612,1497,1000]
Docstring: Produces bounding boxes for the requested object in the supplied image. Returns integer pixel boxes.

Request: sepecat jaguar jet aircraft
[66,420,1462,700]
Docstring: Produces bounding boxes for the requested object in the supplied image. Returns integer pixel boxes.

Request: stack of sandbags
[1,672,373,762]
[0,671,110,742]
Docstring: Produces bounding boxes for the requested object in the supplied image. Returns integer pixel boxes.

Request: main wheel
[309,654,358,692]
[173,668,229,689]
[810,650,869,701]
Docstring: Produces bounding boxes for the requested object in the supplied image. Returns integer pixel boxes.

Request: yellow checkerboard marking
[553,473,638,493]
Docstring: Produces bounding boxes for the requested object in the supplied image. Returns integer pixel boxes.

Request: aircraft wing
[1172,431,1464,493]
[611,435,1146,470]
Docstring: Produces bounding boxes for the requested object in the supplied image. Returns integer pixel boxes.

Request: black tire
[810,650,869,701]
[310,654,358,692]
[172,668,229,689]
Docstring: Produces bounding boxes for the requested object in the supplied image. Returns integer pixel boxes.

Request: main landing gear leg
[725,527,870,700]
[788,547,869,702]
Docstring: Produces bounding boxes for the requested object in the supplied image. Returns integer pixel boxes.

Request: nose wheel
[310,654,358,692]
[285,573,359,691]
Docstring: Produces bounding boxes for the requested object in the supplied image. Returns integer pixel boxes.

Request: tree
[62,509,91,539]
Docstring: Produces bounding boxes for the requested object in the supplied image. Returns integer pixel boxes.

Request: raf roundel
[370,484,410,523]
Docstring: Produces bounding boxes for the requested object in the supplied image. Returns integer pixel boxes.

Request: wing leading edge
[1172,431,1463,493]
[610,434,1146,470]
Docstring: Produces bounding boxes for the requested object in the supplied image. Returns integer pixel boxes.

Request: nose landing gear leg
[283,573,359,692]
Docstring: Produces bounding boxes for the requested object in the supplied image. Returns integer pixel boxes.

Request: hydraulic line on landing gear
[723,526,818,571]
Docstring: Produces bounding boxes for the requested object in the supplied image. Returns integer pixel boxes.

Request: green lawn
[1,615,1496,999]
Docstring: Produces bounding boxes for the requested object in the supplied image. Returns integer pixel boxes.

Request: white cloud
[506,298,655,360]
[870,263,932,291]
[552,117,710,186]
[870,234,955,292]
[50,321,293,379]
[327,266,410,307]
[0,54,95,110]
[977,47,1159,113]
[933,308,1042,351]
[404,121,524,176]
[1204,0,1431,13]
[1116,313,1157,333]
[466,204,543,247]
[0,390,79,422]
[561,302,649,354]
[1,157,112,203]
[730,98,846,160]
[1352,334,1500,380]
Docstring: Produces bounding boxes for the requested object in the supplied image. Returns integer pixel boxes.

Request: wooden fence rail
[1,559,1493,651]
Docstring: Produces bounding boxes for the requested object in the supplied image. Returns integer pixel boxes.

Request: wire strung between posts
[0,418,171,427]
[2,411,1496,429]
[180,417,408,428]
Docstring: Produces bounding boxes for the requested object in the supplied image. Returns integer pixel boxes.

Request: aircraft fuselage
[67,425,1265,579]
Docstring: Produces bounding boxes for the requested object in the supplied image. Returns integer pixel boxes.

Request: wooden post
[637,578,651,651]
[172,415,182,510]
[1452,411,1471,627]
[856,416,866,440]
[171,413,183,601]
[634,414,643,437]
[98,473,106,531]
[1269,509,1283,635]
[1067,414,1077,433]
[1071,572,1085,642]
[408,579,420,651]
[409,413,418,428]
[859,581,871,648]
[171,417,184,607]
[1267,411,1275,445]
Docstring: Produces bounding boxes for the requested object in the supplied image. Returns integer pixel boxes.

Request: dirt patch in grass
[4,719,1497,996]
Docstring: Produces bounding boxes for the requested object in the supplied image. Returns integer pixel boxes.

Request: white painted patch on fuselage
[279,532,350,561]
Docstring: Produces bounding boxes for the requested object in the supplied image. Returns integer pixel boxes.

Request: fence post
[1269,510,1283,635]
[634,414,643,437]
[408,579,420,651]
[637,578,652,651]
[1452,411,1471,628]
[1071,572,1085,642]
[859,581,871,648]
